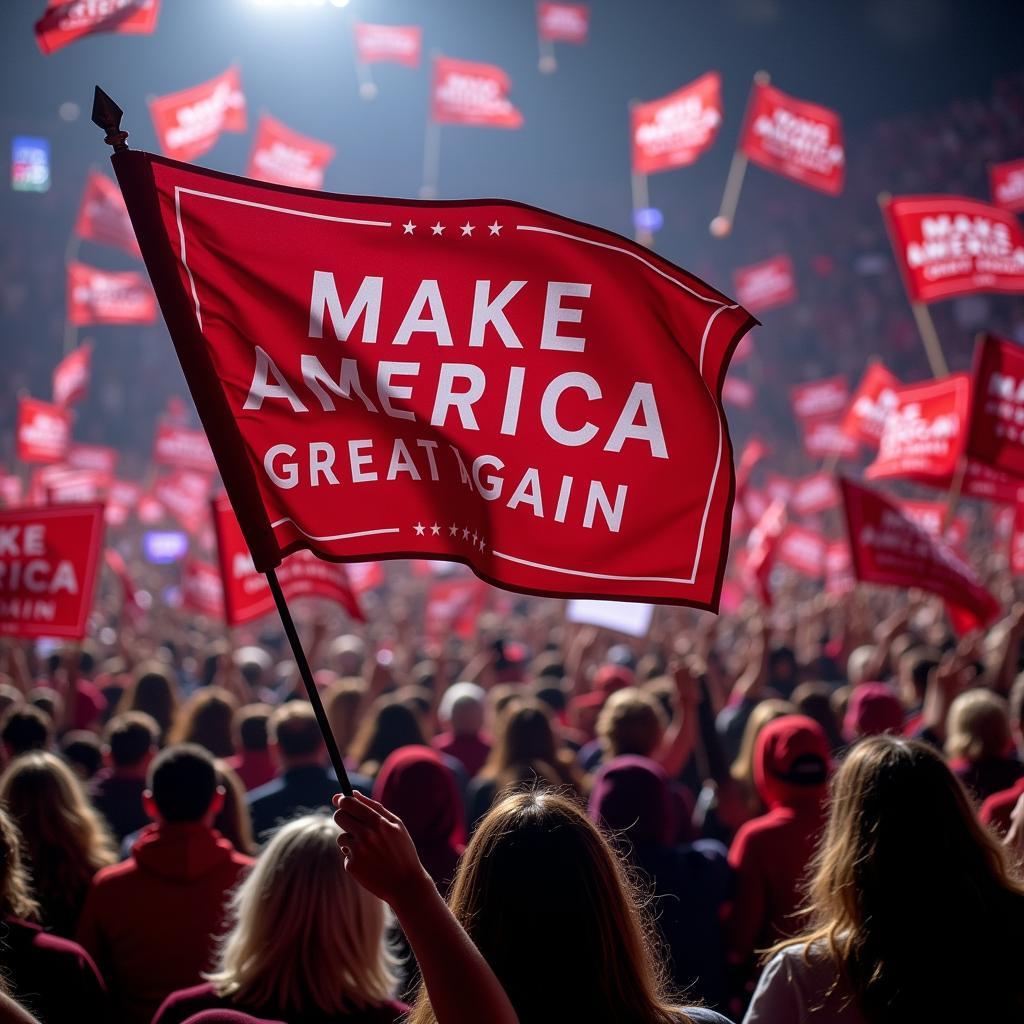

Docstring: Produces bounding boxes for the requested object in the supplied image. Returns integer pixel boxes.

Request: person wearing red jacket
[76,743,253,1024]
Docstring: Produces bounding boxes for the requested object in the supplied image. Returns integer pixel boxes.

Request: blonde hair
[0,807,39,920]
[206,815,398,1015]
[596,688,666,759]
[946,688,1013,763]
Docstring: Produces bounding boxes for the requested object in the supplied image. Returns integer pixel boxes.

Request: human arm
[655,661,701,779]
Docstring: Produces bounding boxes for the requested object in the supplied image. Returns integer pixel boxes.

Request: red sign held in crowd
[0,504,105,639]
[180,559,225,619]
[152,421,217,475]
[740,80,845,195]
[537,3,590,44]
[425,576,488,638]
[825,539,855,595]
[990,158,1024,214]
[722,376,754,409]
[430,57,523,128]
[776,524,827,579]
[74,172,141,257]
[149,66,247,162]
[45,468,108,505]
[882,194,1024,304]
[353,23,422,66]
[630,73,722,175]
[67,443,118,478]
[791,473,840,517]
[247,114,336,192]
[842,361,900,449]
[733,254,797,312]
[67,262,157,326]
[113,151,754,608]
[899,500,969,553]
[745,500,786,605]
[17,398,71,465]
[0,477,24,509]
[791,375,849,423]
[52,343,92,407]
[802,417,858,461]
[35,0,159,55]
[152,470,212,535]
[966,332,1024,480]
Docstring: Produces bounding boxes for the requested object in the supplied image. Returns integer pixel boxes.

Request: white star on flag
[402,221,416,235]
[431,222,445,236]
[460,222,474,236]
[472,531,479,544]
[488,221,502,236]
[448,524,458,537]
[478,538,486,551]
[414,522,426,536]
[462,527,470,540]
[430,523,441,536]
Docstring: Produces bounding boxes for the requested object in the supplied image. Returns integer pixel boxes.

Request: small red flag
[791,473,839,517]
[67,262,156,326]
[802,417,858,461]
[733,253,796,312]
[152,420,217,475]
[776,524,826,579]
[74,172,141,257]
[45,468,108,505]
[990,158,1024,214]
[353,23,422,66]
[17,398,71,465]
[736,438,769,495]
[425,576,487,638]
[180,559,225,619]
[745,500,786,605]
[247,114,336,192]
[791,375,849,423]
[52,343,92,407]
[35,0,159,55]
[152,471,212,535]
[431,57,523,128]
[722,376,754,409]
[149,66,247,162]
[966,332,1024,480]
[0,476,25,509]
[106,479,142,526]
[842,361,901,449]
[67,444,118,479]
[537,3,590,44]
[631,72,721,175]
[824,539,854,595]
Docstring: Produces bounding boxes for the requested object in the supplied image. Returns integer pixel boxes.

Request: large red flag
[112,150,754,609]
[431,57,523,128]
[212,496,363,626]
[537,3,590,44]
[733,254,796,313]
[882,195,1024,304]
[0,504,105,639]
[246,114,335,192]
[74,171,141,256]
[17,398,71,465]
[739,81,844,195]
[899,500,969,553]
[630,73,722,175]
[841,478,999,630]
[353,23,422,66]
[149,67,247,162]
[35,0,159,55]
[791,375,849,423]
[865,375,969,484]
[966,332,1024,480]
[990,158,1024,214]
[67,262,156,325]
[52,343,92,407]
[842,361,900,449]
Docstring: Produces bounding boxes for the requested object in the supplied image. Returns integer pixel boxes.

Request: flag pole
[420,51,442,198]
[356,61,378,101]
[942,455,967,535]
[538,36,557,74]
[266,569,354,796]
[710,70,768,238]
[628,101,653,246]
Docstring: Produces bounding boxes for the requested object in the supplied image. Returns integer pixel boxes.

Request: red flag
[764,473,795,504]
[152,471,211,534]
[882,194,1024,304]
[35,0,159,55]
[802,417,858,461]
[0,476,25,509]
[745,500,786,605]
[733,254,796,312]
[180,559,225,619]
[67,444,118,478]
[825,539,854,595]
[899,500,969,553]
[106,479,141,526]
[537,3,590,44]
[246,114,335,192]
[966,333,1024,480]
[791,375,849,423]
[430,57,523,127]
[353,23,422,66]
[791,473,839,517]
[73,171,141,256]
[152,421,217,474]
[842,361,901,449]
[67,262,156,326]
[722,376,754,408]
[990,158,1024,214]
[841,477,998,631]
[865,375,969,484]
[736,438,769,494]
[739,81,844,195]
[112,151,754,609]
[104,548,145,626]
[45,468,107,504]
[212,496,363,626]
[0,503,105,639]
[149,67,247,162]
[346,561,385,595]
[960,460,1024,505]
[17,398,71,465]
[776,524,826,579]
[52,343,92,407]
[1012,504,1024,576]
[425,576,487,638]
[630,73,722,175]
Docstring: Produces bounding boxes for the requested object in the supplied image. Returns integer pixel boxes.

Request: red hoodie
[76,823,252,1024]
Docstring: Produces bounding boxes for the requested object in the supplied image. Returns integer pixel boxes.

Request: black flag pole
[91,86,353,798]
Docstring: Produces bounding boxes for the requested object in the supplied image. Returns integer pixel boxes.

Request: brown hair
[596,687,666,759]
[945,688,1013,764]
[117,664,179,742]
[478,699,578,794]
[169,687,239,759]
[0,807,39,921]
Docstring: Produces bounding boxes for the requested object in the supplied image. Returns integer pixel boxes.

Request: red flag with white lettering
[791,375,849,423]
[67,444,118,478]
[149,67,247,162]
[68,262,156,326]
[45,468,107,505]
[842,361,900,449]
[990,158,1024,214]
[111,150,755,609]
[538,3,589,44]
[425,576,487,637]
[212,496,363,626]
[722,376,754,409]
[52,343,92,407]
[899,500,969,554]
[966,333,1024,480]
[733,254,796,312]
[354,23,422,66]
[802,417,858,461]
[825,539,854,595]
[153,471,212,534]
[106,479,141,526]
[17,398,71,465]
[0,504,105,639]
[865,375,969,484]
[180,559,225,619]
[739,81,844,195]
[246,115,335,192]
[152,420,217,474]
[791,473,839,517]
[430,57,523,128]
[841,477,998,630]
[74,171,141,257]
[776,524,826,579]
[35,0,159,55]
[959,460,1024,506]
[630,73,722,175]
[745,500,786,605]
[0,476,24,509]
[882,195,1024,304]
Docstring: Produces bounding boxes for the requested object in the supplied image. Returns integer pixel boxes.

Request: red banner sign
[865,375,969,484]
[180,559,225,619]
[776,524,826,579]
[149,66,247,162]
[733,253,796,313]
[740,81,844,195]
[0,504,105,639]
[68,262,156,326]
[74,171,141,256]
[967,332,1024,480]
[841,478,998,630]
[842,361,900,449]
[791,473,839,517]
[152,421,217,474]
[353,22,422,66]
[106,479,142,526]
[990,158,1024,214]
[246,114,335,192]
[630,72,722,175]
[791,375,849,423]
[113,151,754,608]
[745,500,786,605]
[35,0,159,55]
[802,416,858,461]
[538,3,590,44]
[45,468,107,504]
[152,471,211,534]
[0,476,24,509]
[882,194,1024,304]
[17,398,71,465]
[425,576,487,637]
[722,376,754,408]
[431,57,523,127]
[899,500,969,553]
[52,343,92,407]
[67,444,118,478]
[961,460,1024,505]
[825,539,854,595]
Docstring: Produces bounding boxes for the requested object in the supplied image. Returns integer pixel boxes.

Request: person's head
[596,688,666,760]
[169,687,238,759]
[843,683,905,744]
[898,646,941,708]
[59,731,103,781]
[0,684,21,719]
[323,679,365,755]
[730,698,795,793]
[946,689,1014,765]
[103,711,159,774]
[329,634,365,677]
[268,703,326,771]
[791,682,844,752]
[438,682,485,738]
[0,807,38,921]
[482,699,560,781]
[207,815,398,1015]
[232,703,272,756]
[0,705,52,761]
[846,645,876,687]
[119,664,179,741]
[26,687,62,724]
[234,646,272,691]
[768,645,798,694]
[408,791,684,1024]
[348,696,427,775]
[531,682,568,719]
[783,736,1024,1021]
[213,760,254,855]
[144,743,224,826]
[754,714,831,811]
[589,755,674,847]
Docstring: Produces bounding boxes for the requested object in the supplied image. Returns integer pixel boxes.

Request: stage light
[633,207,664,233]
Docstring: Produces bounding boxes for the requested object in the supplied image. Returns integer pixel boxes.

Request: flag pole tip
[753,70,771,86]
[710,215,732,238]
[92,87,129,152]
[877,190,892,205]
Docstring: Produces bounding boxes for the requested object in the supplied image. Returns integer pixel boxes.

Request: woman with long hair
[348,696,428,779]
[117,664,179,744]
[213,760,255,856]
[153,814,406,1024]
[744,736,1024,1022]
[0,752,117,936]
[168,687,239,759]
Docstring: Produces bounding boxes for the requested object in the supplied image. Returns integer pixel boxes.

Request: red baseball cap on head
[594,664,634,695]
[844,682,905,742]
